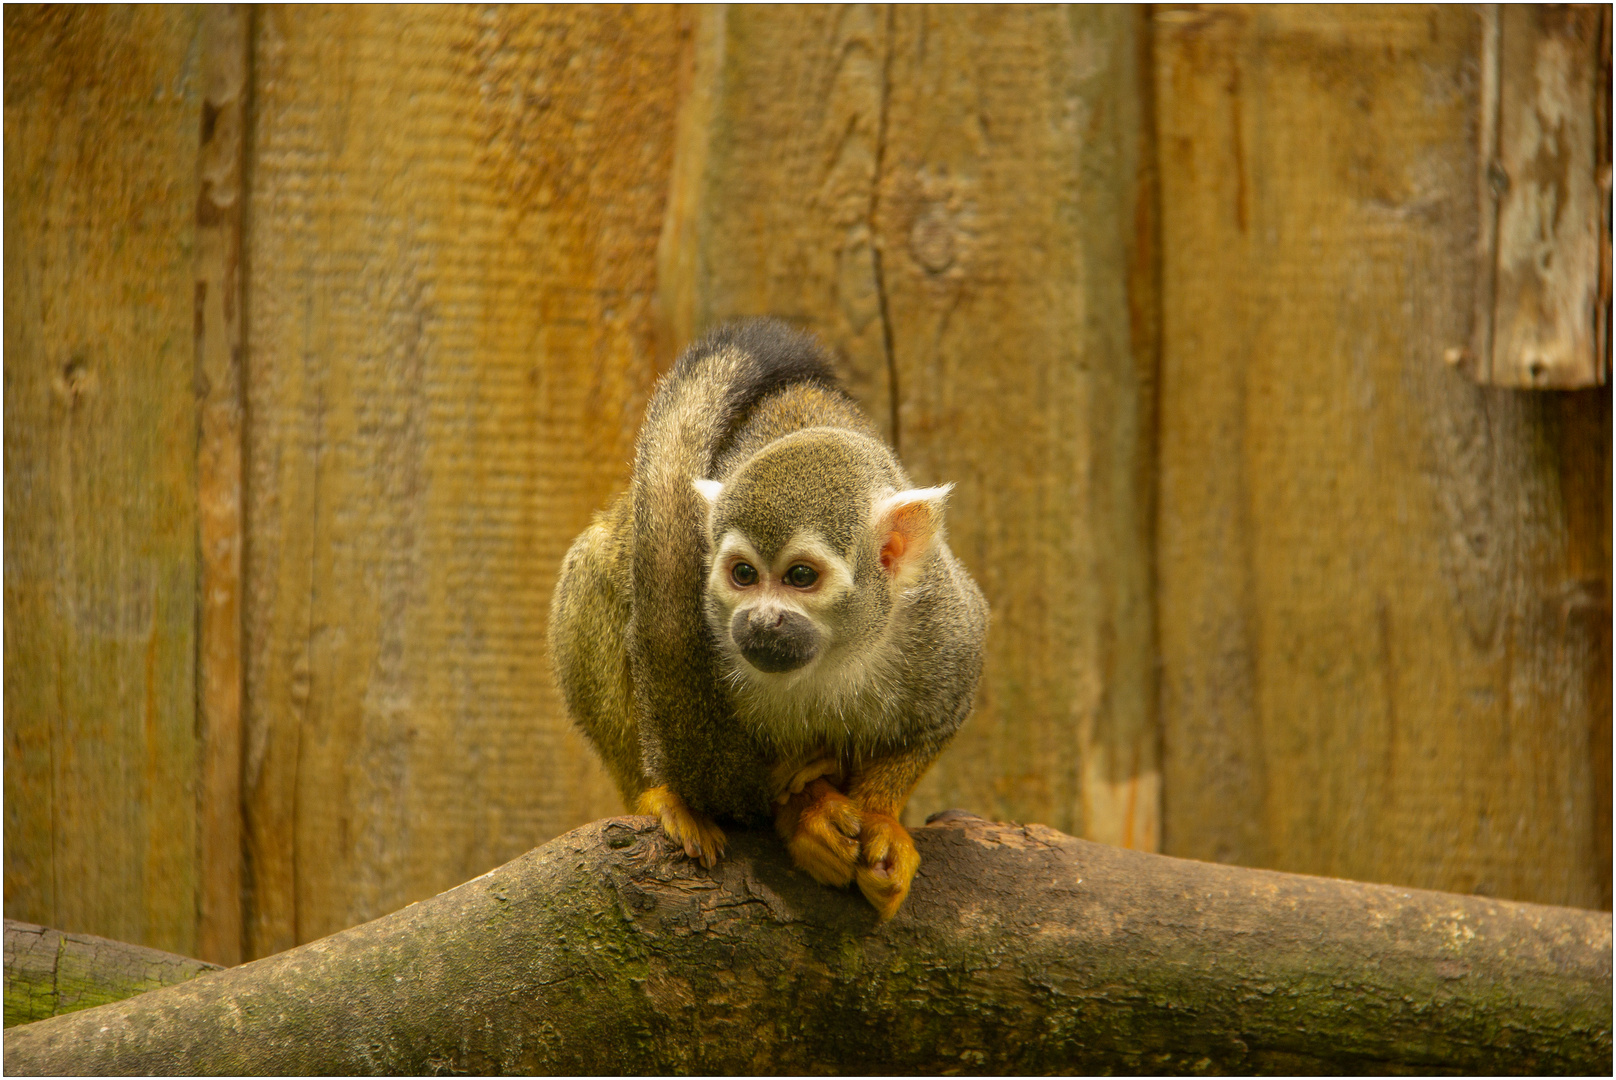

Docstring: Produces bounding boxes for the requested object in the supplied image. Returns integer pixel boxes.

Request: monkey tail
[652,317,841,475]
[627,319,844,795]
[634,316,840,572]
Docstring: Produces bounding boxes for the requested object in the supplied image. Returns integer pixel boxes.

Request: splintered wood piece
[1474,4,1609,387]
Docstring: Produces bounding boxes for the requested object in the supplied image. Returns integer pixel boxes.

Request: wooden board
[1482,5,1610,388]
[660,5,1160,847]
[193,4,250,967]
[1154,5,1611,908]
[241,6,685,957]
[3,6,204,953]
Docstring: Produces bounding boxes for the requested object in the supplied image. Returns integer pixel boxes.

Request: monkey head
[694,428,951,691]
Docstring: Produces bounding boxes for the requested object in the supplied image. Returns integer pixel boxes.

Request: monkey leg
[846,750,935,920]
[774,778,862,887]
[636,784,726,869]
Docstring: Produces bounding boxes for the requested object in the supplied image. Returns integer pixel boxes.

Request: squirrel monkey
[549,319,987,920]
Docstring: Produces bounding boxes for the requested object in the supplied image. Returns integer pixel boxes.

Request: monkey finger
[697,825,727,868]
[787,828,859,886]
[679,817,726,869]
[855,864,908,921]
[770,755,842,803]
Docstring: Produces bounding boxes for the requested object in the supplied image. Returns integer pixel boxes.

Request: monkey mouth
[739,643,817,674]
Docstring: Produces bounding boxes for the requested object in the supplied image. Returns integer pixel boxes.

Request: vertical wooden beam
[1155,5,1610,908]
[2,5,204,953]
[242,7,683,958]
[195,4,250,967]
[656,5,898,438]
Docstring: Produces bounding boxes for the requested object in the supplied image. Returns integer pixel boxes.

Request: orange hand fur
[636,784,726,869]
[853,812,920,921]
[775,778,862,887]
[770,751,931,920]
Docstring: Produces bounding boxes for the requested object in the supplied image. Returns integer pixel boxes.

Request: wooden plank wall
[4,5,1608,965]
[4,6,206,957]
[1154,5,1611,910]
[240,5,682,958]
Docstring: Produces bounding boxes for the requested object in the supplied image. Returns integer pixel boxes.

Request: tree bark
[4,920,221,1027]
[4,813,1609,1075]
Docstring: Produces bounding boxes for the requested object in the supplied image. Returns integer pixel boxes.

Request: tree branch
[4,813,1609,1074]
[4,920,221,1027]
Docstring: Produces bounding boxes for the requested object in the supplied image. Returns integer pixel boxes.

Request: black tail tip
[678,317,838,386]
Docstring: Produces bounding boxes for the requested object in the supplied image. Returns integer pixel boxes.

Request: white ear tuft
[693,478,724,507]
[873,484,951,587]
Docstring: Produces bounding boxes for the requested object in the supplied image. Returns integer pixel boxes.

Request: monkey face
[704,529,854,676]
[693,429,951,711]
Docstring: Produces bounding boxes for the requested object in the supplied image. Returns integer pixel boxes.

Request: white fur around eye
[708,533,764,600]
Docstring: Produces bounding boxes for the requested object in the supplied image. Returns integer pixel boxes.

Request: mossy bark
[4,920,221,1027]
[4,814,1610,1075]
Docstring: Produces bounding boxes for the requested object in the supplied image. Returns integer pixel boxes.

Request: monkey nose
[732,606,821,674]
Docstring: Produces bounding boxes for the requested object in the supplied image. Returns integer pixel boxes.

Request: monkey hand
[855,813,919,921]
[770,754,843,804]
[636,784,726,869]
[775,777,862,887]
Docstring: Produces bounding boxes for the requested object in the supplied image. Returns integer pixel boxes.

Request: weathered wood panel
[5,4,1606,964]
[1480,4,1610,388]
[3,5,204,954]
[242,5,685,957]
[660,5,1160,847]
[1155,5,1612,908]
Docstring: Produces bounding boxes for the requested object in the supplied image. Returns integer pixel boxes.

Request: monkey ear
[692,478,724,507]
[873,485,951,587]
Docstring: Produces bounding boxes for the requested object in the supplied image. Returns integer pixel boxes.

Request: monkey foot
[776,778,862,887]
[635,784,726,869]
[855,812,920,921]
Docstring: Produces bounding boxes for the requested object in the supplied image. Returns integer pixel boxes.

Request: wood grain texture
[194,4,249,967]
[241,5,685,957]
[659,5,1160,847]
[3,5,204,954]
[658,5,897,437]
[1154,5,1612,908]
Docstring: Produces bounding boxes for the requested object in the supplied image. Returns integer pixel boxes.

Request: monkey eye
[731,562,759,587]
[785,564,819,589]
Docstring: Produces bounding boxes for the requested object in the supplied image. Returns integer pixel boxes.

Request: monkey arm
[548,496,649,808]
[846,741,941,819]
[841,743,944,920]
